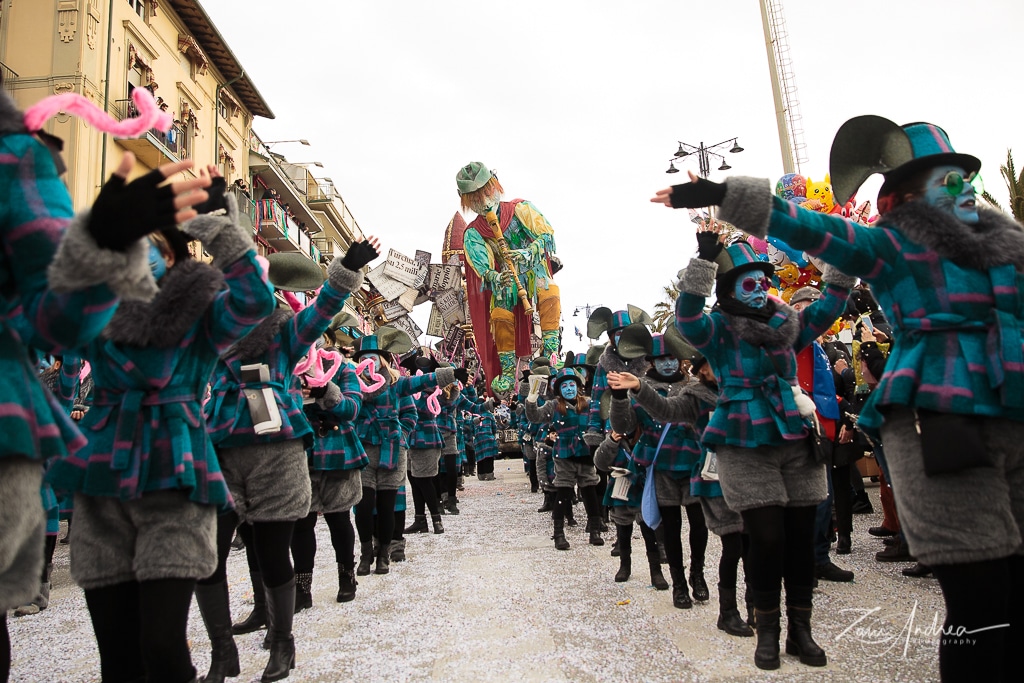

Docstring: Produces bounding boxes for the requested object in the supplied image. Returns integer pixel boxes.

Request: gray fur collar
[885,201,1024,272]
[227,308,294,361]
[598,345,648,376]
[0,90,26,135]
[679,378,719,406]
[103,260,224,347]
[724,301,801,348]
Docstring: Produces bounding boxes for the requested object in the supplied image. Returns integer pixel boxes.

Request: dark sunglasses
[740,276,770,293]
[942,170,983,196]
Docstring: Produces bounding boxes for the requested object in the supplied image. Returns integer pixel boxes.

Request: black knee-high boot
[639,520,669,590]
[195,581,241,683]
[261,579,296,682]
[527,459,539,493]
[580,485,604,545]
[685,502,709,601]
[614,524,631,581]
[552,489,571,550]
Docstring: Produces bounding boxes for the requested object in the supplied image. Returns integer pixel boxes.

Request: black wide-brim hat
[267,252,326,292]
[399,347,440,373]
[829,115,981,205]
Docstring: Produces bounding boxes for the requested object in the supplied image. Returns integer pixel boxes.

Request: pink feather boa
[24,88,171,137]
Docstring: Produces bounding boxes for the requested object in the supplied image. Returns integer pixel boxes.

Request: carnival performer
[291,321,366,610]
[609,339,754,636]
[659,235,853,671]
[525,368,604,550]
[606,328,711,610]
[655,117,1024,681]
[351,329,465,576]
[43,168,274,683]
[473,403,499,481]
[400,352,447,534]
[456,162,561,393]
[202,240,377,683]
[436,378,470,514]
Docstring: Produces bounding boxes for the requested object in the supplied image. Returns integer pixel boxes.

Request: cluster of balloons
[746,173,876,303]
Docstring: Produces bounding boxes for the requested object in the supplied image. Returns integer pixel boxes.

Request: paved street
[10,462,944,682]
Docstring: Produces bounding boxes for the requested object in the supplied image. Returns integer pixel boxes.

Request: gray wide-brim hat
[267,252,325,292]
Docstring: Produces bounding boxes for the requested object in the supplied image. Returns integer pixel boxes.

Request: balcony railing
[228,185,258,234]
[0,62,17,94]
[113,98,189,161]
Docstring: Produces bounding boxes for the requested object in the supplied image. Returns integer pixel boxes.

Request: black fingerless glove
[669,178,727,209]
[610,387,629,399]
[696,231,723,262]
[340,241,379,271]
[308,384,328,399]
[191,176,227,216]
[87,169,176,251]
[454,368,470,385]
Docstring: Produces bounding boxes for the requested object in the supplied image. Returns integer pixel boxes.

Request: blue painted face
[922,165,980,224]
[559,380,579,400]
[734,272,769,309]
[148,242,167,281]
[653,357,680,377]
[612,330,623,347]
[363,352,381,370]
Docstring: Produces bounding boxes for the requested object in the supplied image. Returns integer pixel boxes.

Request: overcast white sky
[203,0,1024,352]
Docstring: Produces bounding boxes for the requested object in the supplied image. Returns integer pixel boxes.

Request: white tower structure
[759,0,807,175]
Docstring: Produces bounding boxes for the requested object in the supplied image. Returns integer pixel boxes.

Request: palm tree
[981,149,1024,223]
[651,282,679,332]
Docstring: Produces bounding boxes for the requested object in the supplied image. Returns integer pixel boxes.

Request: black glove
[190,176,227,216]
[454,368,470,385]
[610,387,629,399]
[696,231,723,262]
[669,178,727,209]
[87,169,177,251]
[307,384,328,399]
[340,240,379,271]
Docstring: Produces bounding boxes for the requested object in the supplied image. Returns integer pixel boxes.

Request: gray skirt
[715,439,826,512]
[408,447,441,478]
[881,407,1024,566]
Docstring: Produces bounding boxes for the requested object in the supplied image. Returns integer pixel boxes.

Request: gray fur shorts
[715,439,826,512]
[700,495,744,537]
[0,457,44,610]
[442,432,459,456]
[553,458,600,488]
[362,445,407,491]
[881,408,1024,566]
[408,447,441,478]
[609,505,640,526]
[70,491,216,590]
[522,441,536,461]
[310,469,362,514]
[218,438,311,523]
[654,469,698,507]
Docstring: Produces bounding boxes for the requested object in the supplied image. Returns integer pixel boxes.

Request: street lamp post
[666,138,744,178]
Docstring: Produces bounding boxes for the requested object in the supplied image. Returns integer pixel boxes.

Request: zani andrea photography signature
[834,602,1009,658]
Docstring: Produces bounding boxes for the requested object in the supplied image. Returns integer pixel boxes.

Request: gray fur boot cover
[180,194,252,270]
[820,263,858,289]
[47,212,158,302]
[717,176,774,239]
[0,458,45,610]
[677,258,717,297]
[326,256,365,294]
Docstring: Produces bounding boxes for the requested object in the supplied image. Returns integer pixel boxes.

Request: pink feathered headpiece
[23,88,171,138]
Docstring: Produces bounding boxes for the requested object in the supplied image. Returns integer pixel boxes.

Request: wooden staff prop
[485,209,534,317]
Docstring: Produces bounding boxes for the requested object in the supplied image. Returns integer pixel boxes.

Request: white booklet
[240,363,283,435]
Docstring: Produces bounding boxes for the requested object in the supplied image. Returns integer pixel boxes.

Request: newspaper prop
[436,288,465,326]
[426,304,446,337]
[383,248,420,288]
[427,263,461,292]
[379,299,411,322]
[240,363,282,435]
[397,286,418,312]
[366,262,407,302]
[413,250,431,288]
[442,325,465,360]
[389,314,423,342]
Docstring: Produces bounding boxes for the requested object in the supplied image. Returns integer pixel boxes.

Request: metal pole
[760,0,795,174]
[99,0,115,185]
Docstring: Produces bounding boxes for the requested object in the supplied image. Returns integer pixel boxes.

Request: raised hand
[340,235,381,270]
[650,170,727,209]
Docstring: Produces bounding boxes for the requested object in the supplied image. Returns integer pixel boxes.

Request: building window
[217,100,228,120]
[128,0,146,19]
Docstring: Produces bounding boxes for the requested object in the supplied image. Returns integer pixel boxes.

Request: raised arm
[794,265,856,351]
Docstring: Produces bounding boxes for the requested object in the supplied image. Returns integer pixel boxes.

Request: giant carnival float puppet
[654,116,1024,682]
[455,162,562,396]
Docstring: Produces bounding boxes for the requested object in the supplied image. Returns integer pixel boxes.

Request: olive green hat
[267,252,325,292]
[456,162,494,195]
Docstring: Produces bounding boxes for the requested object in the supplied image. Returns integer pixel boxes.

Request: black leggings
[718,531,749,590]
[443,454,458,497]
[354,487,397,548]
[198,510,240,586]
[43,535,57,577]
[409,474,440,516]
[527,459,539,490]
[833,463,853,535]
[931,556,1024,682]
[207,516,295,590]
[289,510,356,572]
[292,511,319,574]
[686,502,709,569]
[658,503,709,571]
[740,505,817,609]
[84,579,196,683]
